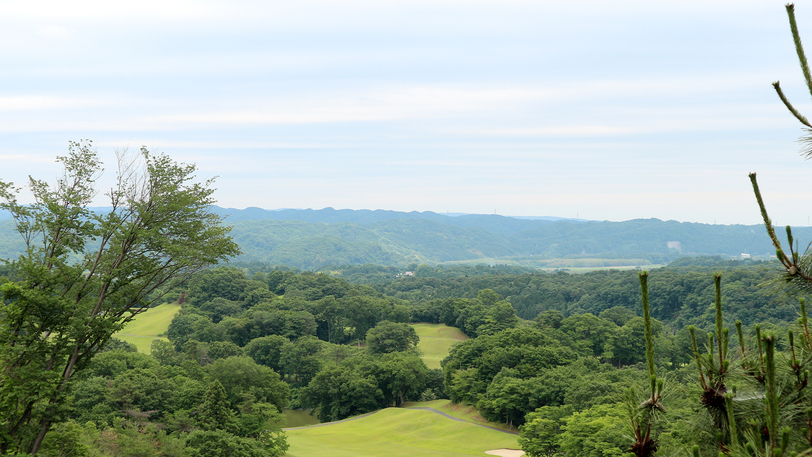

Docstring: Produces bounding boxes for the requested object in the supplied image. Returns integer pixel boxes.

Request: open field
[440,257,661,272]
[411,324,468,370]
[284,407,520,457]
[557,264,665,273]
[114,302,181,353]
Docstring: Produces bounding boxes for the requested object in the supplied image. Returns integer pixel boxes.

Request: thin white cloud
[462,126,636,137]
[0,154,53,164]
[3,0,222,22]
[0,96,112,111]
[20,74,775,130]
[1,0,809,225]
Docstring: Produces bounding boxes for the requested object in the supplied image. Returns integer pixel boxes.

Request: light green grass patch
[405,400,516,433]
[411,324,468,370]
[285,407,519,457]
[115,302,181,353]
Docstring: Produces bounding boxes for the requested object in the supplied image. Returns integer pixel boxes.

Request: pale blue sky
[2,1,812,225]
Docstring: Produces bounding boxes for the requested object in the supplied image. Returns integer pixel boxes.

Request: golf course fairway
[114,302,181,353]
[284,407,521,457]
[411,323,468,370]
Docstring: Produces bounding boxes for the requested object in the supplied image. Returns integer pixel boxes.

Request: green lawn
[405,400,517,433]
[114,302,181,353]
[284,407,520,457]
[411,323,468,370]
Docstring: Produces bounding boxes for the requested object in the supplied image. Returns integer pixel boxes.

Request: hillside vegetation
[5,257,808,457]
[226,216,801,269]
[0,207,802,269]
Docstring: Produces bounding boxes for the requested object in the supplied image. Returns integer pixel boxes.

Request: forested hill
[0,207,807,269]
[213,209,812,268]
[208,206,573,236]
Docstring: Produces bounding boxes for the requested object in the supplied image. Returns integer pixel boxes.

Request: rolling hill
[0,207,803,269]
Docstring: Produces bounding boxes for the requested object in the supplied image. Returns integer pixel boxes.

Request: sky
[3,1,812,226]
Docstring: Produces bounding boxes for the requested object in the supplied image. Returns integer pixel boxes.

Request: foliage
[560,403,630,457]
[519,405,572,457]
[37,420,94,457]
[301,349,431,421]
[384,262,787,330]
[301,365,384,422]
[59,345,288,455]
[206,356,289,413]
[186,428,287,457]
[0,142,239,454]
[198,380,237,433]
[443,326,582,421]
[92,420,189,457]
[365,321,420,354]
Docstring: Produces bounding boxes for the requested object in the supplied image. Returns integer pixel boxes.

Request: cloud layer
[2,1,812,225]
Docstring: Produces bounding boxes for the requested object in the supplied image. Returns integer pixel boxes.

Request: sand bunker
[485,449,525,457]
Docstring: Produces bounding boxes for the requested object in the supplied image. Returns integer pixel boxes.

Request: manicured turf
[114,302,181,353]
[284,407,520,457]
[411,323,468,370]
[405,400,516,433]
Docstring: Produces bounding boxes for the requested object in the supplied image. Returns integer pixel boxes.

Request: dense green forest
[0,151,809,456]
[3,255,805,456]
[233,257,790,330]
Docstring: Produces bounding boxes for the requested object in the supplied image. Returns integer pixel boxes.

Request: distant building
[741,253,751,259]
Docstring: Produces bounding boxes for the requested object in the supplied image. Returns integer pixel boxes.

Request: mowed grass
[284,407,520,457]
[405,400,517,433]
[115,302,181,353]
[411,323,468,370]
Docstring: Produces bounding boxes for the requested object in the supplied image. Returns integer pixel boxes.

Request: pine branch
[749,173,787,266]
[787,4,812,100]
[773,81,812,128]
[714,274,725,373]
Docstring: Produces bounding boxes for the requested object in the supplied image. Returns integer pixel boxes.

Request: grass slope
[412,323,468,370]
[405,400,517,433]
[115,303,181,353]
[285,407,519,457]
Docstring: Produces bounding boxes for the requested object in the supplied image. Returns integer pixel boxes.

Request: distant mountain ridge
[0,206,803,269]
[207,206,584,237]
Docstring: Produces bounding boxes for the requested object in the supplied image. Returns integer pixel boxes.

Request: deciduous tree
[0,141,240,453]
[365,320,419,354]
